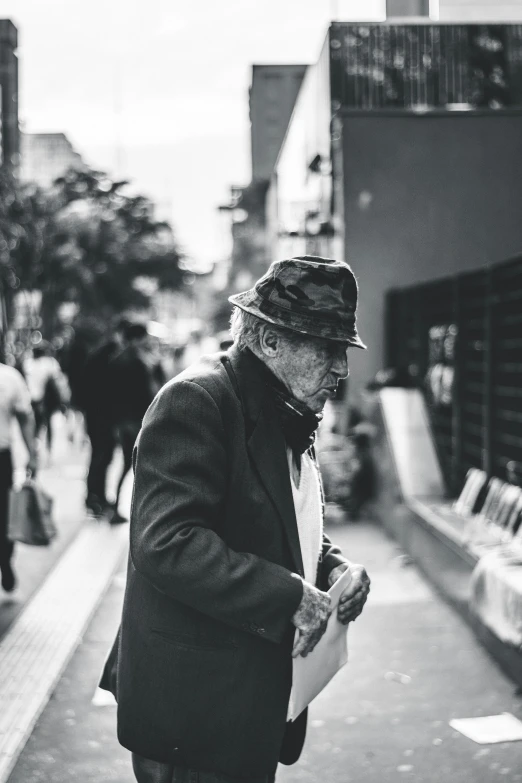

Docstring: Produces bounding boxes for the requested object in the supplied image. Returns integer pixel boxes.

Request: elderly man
[100,256,371,783]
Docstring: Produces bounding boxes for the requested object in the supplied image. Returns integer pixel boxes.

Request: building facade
[219,64,308,297]
[0,20,18,171]
[269,21,522,397]
[249,64,307,182]
[20,132,86,188]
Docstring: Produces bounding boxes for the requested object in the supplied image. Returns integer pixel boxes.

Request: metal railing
[386,254,522,495]
[330,23,522,110]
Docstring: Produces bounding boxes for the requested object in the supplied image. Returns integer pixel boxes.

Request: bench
[455,469,522,556]
[409,469,522,560]
[370,388,522,683]
[413,468,522,652]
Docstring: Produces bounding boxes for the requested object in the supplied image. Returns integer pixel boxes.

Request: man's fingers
[339,584,364,603]
[338,609,362,625]
[292,633,314,658]
[338,595,368,624]
[340,577,370,599]
[340,580,370,604]
[339,599,363,614]
[292,625,328,658]
[340,590,368,610]
[340,591,367,610]
[339,590,369,606]
[293,630,319,657]
[292,635,306,658]
[339,591,368,613]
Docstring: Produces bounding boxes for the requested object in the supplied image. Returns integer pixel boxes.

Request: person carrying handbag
[23,341,69,455]
[0,357,37,592]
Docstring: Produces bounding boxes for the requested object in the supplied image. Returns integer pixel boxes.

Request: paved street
[6,513,522,783]
[0,413,130,640]
[0,414,88,640]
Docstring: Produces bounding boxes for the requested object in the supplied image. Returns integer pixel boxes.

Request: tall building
[269,21,522,396]
[20,133,86,188]
[438,1,522,21]
[0,20,19,171]
[218,64,308,294]
[249,64,307,182]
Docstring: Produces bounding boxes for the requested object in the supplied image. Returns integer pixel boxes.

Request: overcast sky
[3,0,386,268]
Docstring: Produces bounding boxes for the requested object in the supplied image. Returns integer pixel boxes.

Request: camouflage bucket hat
[229,255,366,348]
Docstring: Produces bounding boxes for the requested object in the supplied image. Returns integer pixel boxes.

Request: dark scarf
[247,350,322,455]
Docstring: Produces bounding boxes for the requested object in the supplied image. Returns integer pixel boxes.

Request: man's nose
[332,350,349,379]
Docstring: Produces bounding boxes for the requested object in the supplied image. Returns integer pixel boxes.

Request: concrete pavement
[6,517,522,782]
[0,413,132,780]
[1,412,130,639]
[0,413,88,639]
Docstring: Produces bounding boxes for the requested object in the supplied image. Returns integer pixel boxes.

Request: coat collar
[223,346,304,577]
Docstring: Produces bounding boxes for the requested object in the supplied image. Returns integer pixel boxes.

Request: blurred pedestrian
[23,341,69,455]
[58,326,95,446]
[0,360,37,592]
[81,317,130,517]
[100,256,371,782]
[109,322,157,524]
[146,334,169,395]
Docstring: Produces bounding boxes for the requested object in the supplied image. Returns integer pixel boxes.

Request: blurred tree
[0,170,52,340]
[42,168,184,333]
[0,167,184,341]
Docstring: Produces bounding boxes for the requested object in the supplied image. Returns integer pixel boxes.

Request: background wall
[342,111,522,394]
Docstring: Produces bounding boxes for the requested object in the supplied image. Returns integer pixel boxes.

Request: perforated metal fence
[386,255,522,495]
[330,22,522,110]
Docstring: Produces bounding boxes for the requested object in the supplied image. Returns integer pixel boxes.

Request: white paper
[449,713,522,744]
[288,568,352,721]
[91,687,117,707]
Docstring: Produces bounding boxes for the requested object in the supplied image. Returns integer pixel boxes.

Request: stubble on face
[275,336,349,413]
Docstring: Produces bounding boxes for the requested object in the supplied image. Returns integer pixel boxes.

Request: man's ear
[259,325,280,357]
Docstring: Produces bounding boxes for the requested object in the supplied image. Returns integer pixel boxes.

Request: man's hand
[328,562,370,626]
[26,450,38,478]
[291,580,331,658]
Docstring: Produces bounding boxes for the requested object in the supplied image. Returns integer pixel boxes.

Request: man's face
[276,335,350,413]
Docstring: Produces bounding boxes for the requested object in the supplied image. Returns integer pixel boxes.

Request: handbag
[8,478,57,546]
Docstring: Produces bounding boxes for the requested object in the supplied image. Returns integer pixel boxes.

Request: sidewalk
[1,413,129,639]
[6,518,522,783]
[0,413,88,639]
[0,414,132,781]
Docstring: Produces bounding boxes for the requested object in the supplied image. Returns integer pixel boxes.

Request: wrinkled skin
[264,332,350,414]
[255,325,371,656]
[291,582,332,658]
[328,562,371,625]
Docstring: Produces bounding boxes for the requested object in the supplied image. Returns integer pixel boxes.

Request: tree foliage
[0,167,184,336]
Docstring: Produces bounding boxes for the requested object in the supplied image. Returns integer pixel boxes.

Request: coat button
[257,628,265,634]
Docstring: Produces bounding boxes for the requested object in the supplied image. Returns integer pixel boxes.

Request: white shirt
[0,364,32,450]
[287,448,323,585]
[23,356,63,402]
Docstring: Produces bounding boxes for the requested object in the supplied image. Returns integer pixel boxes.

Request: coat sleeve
[317,532,351,592]
[310,446,350,591]
[129,379,303,645]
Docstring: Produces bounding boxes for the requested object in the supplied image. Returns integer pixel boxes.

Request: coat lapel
[225,347,305,577]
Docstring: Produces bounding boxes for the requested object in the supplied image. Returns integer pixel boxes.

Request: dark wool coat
[100,346,348,778]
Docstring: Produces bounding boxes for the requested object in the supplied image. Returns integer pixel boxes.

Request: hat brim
[229,291,367,350]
